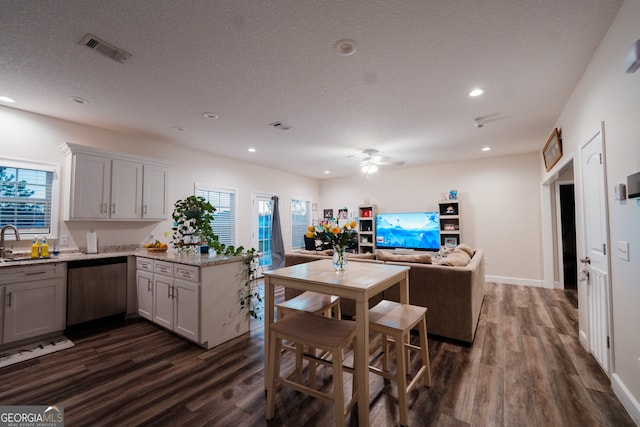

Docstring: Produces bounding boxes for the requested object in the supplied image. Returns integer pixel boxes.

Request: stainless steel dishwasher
[66,257,127,326]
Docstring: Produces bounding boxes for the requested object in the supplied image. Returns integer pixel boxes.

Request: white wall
[320,151,544,284]
[543,0,640,420]
[0,106,320,253]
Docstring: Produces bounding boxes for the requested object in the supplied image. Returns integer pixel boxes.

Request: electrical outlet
[60,235,69,247]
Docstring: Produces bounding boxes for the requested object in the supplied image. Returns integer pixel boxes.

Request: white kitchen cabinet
[136,270,154,321]
[136,256,247,349]
[61,142,171,221]
[142,164,169,219]
[1,263,66,345]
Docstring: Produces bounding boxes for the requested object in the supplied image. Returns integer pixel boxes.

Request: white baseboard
[485,275,549,288]
[611,373,640,425]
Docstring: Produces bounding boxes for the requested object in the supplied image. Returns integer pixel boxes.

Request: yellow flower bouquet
[306,221,357,270]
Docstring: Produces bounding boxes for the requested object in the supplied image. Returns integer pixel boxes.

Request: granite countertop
[0,248,245,268]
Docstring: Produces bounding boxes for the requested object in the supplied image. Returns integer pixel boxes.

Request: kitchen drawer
[0,263,65,285]
[153,260,174,277]
[136,257,154,272]
[174,263,199,283]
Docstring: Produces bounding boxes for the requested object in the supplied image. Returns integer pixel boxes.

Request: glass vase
[332,245,348,271]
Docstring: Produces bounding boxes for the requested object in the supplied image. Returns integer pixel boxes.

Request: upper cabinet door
[111,159,143,219]
[70,153,111,219]
[143,164,169,220]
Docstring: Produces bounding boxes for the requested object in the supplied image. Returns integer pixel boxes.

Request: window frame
[194,183,238,247]
[0,158,60,240]
[291,196,312,250]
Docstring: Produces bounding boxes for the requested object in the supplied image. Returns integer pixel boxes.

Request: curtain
[270,196,285,269]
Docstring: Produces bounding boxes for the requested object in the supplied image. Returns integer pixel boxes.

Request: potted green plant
[171,195,218,253]
[171,195,262,318]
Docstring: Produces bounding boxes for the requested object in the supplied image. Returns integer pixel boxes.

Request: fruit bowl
[146,247,168,253]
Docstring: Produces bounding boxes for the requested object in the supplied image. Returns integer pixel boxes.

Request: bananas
[144,240,167,249]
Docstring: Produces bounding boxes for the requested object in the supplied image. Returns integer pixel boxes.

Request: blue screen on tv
[375,212,440,251]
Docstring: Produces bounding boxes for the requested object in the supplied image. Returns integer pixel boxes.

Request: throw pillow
[455,243,475,258]
[375,250,432,264]
[437,249,471,266]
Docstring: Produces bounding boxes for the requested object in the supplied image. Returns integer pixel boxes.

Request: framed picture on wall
[542,128,563,171]
[323,209,333,219]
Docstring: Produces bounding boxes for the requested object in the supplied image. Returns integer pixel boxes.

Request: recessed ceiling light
[68,96,89,104]
[248,148,256,153]
[334,39,357,56]
[324,170,331,174]
[0,96,16,103]
[203,112,219,119]
[482,146,491,152]
[469,89,484,97]
[173,126,184,132]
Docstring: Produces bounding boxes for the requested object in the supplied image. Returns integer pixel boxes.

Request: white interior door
[579,123,611,376]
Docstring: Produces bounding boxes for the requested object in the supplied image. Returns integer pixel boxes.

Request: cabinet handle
[25,271,47,276]
[167,284,172,299]
[112,203,116,214]
[144,204,148,215]
[103,203,108,214]
[148,282,152,292]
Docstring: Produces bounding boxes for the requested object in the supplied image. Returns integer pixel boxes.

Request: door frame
[251,191,276,276]
[554,179,575,289]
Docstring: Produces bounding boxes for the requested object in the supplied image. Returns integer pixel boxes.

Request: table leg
[399,270,409,304]
[264,276,275,390]
[355,298,370,426]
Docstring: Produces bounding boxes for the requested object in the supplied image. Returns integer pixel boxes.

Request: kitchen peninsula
[0,250,251,352]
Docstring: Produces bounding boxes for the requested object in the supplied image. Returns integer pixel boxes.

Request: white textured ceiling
[0,0,622,178]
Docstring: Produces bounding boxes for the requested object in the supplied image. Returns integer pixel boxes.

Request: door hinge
[599,153,602,164]
[607,336,610,349]
[603,243,607,255]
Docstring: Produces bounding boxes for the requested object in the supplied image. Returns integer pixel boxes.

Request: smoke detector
[79,34,131,64]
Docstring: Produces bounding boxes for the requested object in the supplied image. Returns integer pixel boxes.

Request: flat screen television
[375,212,440,251]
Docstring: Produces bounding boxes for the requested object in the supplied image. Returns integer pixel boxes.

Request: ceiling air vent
[269,121,292,131]
[79,34,131,64]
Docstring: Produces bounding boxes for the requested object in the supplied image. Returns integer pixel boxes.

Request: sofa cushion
[437,249,471,266]
[298,249,333,256]
[348,252,376,259]
[375,250,432,264]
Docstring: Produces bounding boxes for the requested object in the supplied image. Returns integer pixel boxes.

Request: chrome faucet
[0,224,20,258]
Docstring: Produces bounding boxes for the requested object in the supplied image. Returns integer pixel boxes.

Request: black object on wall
[560,184,578,290]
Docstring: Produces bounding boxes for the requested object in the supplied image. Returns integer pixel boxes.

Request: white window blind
[195,186,236,246]
[0,162,54,236]
[291,198,311,249]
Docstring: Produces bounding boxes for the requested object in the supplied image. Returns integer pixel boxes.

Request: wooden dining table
[263,258,410,426]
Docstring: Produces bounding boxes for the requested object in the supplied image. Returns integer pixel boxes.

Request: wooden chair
[368,300,432,426]
[266,312,358,427]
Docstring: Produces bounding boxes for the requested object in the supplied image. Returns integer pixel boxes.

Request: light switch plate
[60,235,69,247]
[617,241,629,261]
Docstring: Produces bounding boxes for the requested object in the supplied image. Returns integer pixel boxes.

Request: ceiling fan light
[362,164,378,174]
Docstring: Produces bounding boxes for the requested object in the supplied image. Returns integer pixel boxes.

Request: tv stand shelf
[357,204,376,254]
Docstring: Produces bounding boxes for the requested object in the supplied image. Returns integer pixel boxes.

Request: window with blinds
[291,198,311,249]
[195,186,236,246]
[0,163,54,236]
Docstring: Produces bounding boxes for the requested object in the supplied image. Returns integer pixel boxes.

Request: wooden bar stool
[266,312,358,427]
[276,291,341,386]
[368,300,432,427]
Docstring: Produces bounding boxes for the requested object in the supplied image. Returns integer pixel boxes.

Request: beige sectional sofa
[284,248,485,344]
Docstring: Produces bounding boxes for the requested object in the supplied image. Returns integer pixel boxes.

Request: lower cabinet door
[173,279,200,342]
[136,271,154,320]
[4,279,65,344]
[153,276,174,330]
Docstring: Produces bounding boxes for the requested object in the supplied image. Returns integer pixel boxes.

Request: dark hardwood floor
[0,281,635,426]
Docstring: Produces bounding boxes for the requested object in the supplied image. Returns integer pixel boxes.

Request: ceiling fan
[360,148,404,175]
[472,112,510,128]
